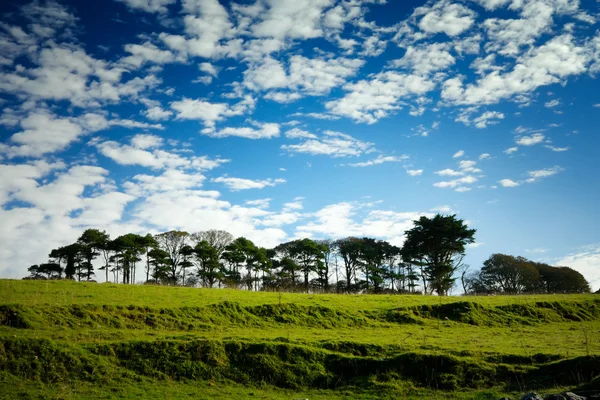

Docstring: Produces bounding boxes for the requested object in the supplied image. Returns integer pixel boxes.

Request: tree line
[24,214,590,295]
[460,253,590,294]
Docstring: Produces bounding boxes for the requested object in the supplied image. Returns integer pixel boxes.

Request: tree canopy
[28,217,590,295]
[401,214,476,295]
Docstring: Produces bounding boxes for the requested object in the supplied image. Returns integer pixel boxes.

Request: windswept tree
[194,241,222,288]
[139,234,158,283]
[26,263,62,279]
[49,243,82,280]
[77,229,110,281]
[222,237,257,289]
[154,231,189,284]
[335,237,363,292]
[147,247,170,283]
[275,238,324,292]
[316,239,335,291]
[112,234,146,284]
[402,214,476,296]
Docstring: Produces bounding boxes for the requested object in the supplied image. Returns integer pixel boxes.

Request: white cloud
[205,122,280,139]
[116,0,176,13]
[326,71,435,123]
[555,245,600,291]
[289,112,340,120]
[212,176,286,191]
[199,62,220,77]
[285,128,317,139]
[434,175,478,189]
[96,135,229,170]
[453,150,465,158]
[144,106,173,121]
[295,201,431,246]
[499,178,519,187]
[0,45,160,107]
[407,169,423,176]
[0,160,66,206]
[281,130,374,157]
[347,155,408,167]
[170,96,255,131]
[130,134,163,149]
[244,55,364,96]
[1,111,83,158]
[124,169,206,196]
[264,91,303,103]
[504,147,518,154]
[392,42,456,75]
[161,0,237,60]
[245,198,271,209]
[418,1,476,37]
[544,145,569,152]
[526,165,563,182]
[455,187,471,192]
[545,99,560,108]
[0,111,162,158]
[473,111,504,128]
[121,42,176,68]
[516,133,545,146]
[442,34,589,106]
[250,0,335,40]
[435,168,463,177]
[479,153,491,160]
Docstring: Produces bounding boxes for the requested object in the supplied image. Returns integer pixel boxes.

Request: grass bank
[1,280,599,398]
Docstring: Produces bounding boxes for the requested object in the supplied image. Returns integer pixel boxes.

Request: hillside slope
[1,280,599,399]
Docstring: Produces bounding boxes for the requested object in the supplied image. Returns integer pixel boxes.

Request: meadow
[1,280,599,399]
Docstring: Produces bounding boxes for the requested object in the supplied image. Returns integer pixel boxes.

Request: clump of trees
[462,253,590,294]
[23,214,591,295]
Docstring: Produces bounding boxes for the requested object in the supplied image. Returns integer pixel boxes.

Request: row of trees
[24,214,591,295]
[461,253,590,294]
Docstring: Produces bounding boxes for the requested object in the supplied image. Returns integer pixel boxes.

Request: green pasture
[1,280,599,399]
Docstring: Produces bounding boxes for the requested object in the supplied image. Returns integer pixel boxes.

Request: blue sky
[0,0,599,289]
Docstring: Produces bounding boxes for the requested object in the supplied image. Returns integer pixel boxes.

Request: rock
[545,395,566,400]
[521,393,544,400]
[499,397,512,400]
[563,393,586,400]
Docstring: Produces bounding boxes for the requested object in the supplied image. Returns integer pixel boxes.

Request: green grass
[1,280,599,399]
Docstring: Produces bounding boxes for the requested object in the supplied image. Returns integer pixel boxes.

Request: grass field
[1,280,599,399]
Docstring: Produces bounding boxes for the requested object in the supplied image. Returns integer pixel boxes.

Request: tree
[147,247,170,283]
[466,255,590,295]
[139,234,158,283]
[191,230,234,258]
[316,239,335,291]
[49,244,82,280]
[154,231,189,284]
[222,237,257,290]
[194,241,222,288]
[479,254,539,293]
[335,237,363,292]
[401,214,476,296]
[275,238,324,292]
[112,234,146,284]
[535,263,590,294]
[77,229,110,282]
[26,263,62,279]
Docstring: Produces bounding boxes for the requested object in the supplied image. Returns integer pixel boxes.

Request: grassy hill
[1,280,599,399]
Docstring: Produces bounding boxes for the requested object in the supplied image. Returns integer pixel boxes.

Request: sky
[0,0,599,289]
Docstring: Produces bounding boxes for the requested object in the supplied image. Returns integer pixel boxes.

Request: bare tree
[191,230,234,258]
[154,231,189,284]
